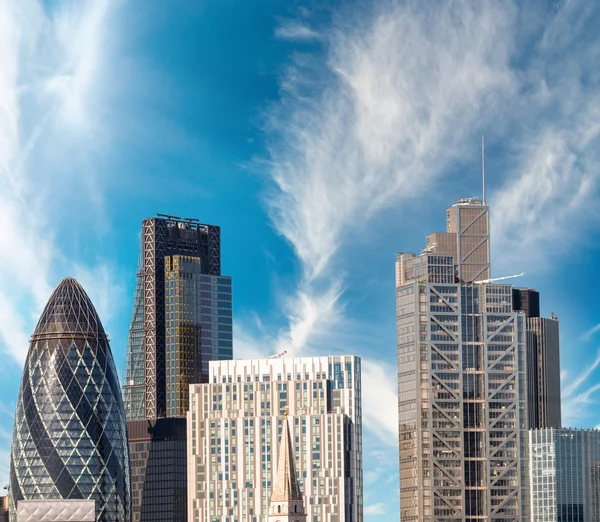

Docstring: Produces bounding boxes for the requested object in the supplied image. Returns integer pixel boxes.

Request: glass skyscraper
[530,428,600,521]
[396,199,529,521]
[122,215,233,522]
[9,278,130,522]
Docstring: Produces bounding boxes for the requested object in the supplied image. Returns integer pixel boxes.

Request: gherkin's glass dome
[9,278,131,522]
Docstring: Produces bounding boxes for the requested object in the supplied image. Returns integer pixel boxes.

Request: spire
[271,416,303,502]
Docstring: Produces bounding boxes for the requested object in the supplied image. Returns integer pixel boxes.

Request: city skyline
[2,1,600,520]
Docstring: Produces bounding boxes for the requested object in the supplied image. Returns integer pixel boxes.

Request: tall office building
[122,215,233,522]
[513,289,561,429]
[187,356,363,522]
[9,278,130,522]
[529,428,600,521]
[396,198,528,521]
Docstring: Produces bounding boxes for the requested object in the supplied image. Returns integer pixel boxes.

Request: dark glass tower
[513,288,561,429]
[9,278,130,522]
[122,215,233,522]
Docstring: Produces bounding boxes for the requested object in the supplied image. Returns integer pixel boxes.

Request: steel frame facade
[397,281,527,521]
[450,204,491,283]
[123,216,223,421]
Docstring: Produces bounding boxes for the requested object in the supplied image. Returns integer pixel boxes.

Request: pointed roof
[33,277,107,341]
[271,416,303,502]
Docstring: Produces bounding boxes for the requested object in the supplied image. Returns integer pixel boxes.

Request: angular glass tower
[123,216,233,421]
[9,278,131,522]
[122,215,233,522]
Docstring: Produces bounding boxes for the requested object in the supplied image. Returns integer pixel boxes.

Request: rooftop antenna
[482,135,486,204]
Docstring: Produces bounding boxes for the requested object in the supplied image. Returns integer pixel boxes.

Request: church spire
[269,416,306,520]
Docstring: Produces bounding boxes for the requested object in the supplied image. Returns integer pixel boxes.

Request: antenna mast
[482,135,486,204]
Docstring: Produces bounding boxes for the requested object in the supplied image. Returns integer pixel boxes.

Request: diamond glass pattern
[9,278,131,522]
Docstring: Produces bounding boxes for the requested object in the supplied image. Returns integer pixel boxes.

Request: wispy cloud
[0,0,121,365]
[364,503,385,516]
[491,1,600,272]
[73,263,125,328]
[0,402,14,420]
[275,20,321,42]
[245,0,521,447]
[251,0,600,449]
[583,324,600,341]
[563,351,600,399]
[562,350,600,426]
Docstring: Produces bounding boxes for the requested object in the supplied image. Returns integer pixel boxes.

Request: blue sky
[1,0,600,519]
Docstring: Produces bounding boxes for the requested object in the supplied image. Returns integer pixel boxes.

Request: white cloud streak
[562,351,600,399]
[583,324,600,341]
[253,0,600,447]
[364,503,385,516]
[247,0,524,447]
[0,0,121,365]
[275,20,321,42]
[490,1,600,272]
[562,349,600,426]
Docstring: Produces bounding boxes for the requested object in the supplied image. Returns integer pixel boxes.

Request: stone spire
[268,416,306,521]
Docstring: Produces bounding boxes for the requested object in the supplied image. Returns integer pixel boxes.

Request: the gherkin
[9,278,131,522]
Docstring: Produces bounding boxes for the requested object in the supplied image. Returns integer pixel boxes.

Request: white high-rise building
[187,356,363,522]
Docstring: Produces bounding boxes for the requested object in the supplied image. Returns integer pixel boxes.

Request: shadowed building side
[513,288,562,429]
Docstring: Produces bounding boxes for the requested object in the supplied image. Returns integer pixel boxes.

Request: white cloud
[561,350,600,426]
[583,324,600,341]
[563,351,600,399]
[73,263,125,329]
[491,126,599,272]
[267,1,515,281]
[361,360,399,445]
[490,1,600,272]
[254,0,600,448]
[0,0,120,364]
[256,0,518,447]
[0,402,14,421]
[364,503,385,516]
[275,20,321,42]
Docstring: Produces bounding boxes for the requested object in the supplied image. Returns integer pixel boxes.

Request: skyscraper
[187,356,363,522]
[529,428,600,521]
[9,278,130,522]
[513,289,561,429]
[122,215,233,522]
[123,215,232,419]
[396,198,528,521]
